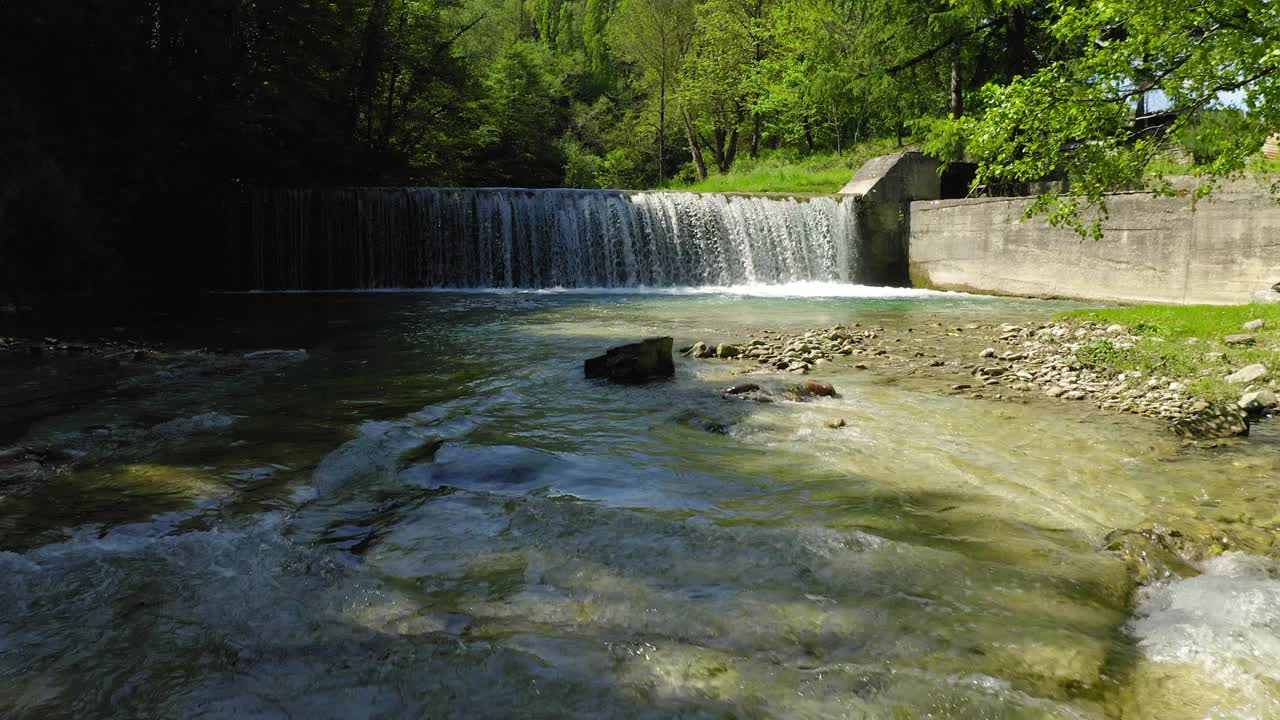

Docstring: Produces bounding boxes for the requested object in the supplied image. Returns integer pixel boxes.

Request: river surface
[3,288,1279,719]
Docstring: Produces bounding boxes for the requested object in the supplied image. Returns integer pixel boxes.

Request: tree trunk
[658,61,667,182]
[682,109,707,180]
[1006,5,1027,79]
[895,119,905,147]
[709,127,726,170]
[722,127,739,173]
[349,0,392,144]
[803,114,815,152]
[380,4,410,148]
[749,0,765,159]
[949,53,964,118]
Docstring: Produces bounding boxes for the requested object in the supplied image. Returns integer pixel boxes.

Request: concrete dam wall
[907,192,1280,305]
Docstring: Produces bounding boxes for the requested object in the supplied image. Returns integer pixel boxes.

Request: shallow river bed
[2,289,1279,719]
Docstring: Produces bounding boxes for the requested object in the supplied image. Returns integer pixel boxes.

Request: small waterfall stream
[242,188,862,290]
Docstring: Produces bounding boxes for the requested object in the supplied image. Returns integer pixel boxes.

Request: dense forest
[2,0,1277,304]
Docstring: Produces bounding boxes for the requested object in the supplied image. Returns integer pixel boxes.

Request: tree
[950,0,1280,236]
[583,0,615,75]
[477,42,571,186]
[610,0,697,182]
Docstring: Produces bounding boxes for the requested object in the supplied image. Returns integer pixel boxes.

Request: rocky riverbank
[683,317,1277,441]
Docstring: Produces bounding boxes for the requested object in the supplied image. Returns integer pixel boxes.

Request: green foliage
[670,139,904,193]
[1075,340,1128,370]
[478,42,572,187]
[561,138,605,188]
[582,0,614,75]
[598,147,654,189]
[1176,109,1255,165]
[1060,305,1280,402]
[948,0,1280,236]
[11,0,1280,304]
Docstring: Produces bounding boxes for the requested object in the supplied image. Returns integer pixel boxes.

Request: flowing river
[3,288,1279,719]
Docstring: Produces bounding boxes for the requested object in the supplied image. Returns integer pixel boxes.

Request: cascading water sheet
[244,188,861,290]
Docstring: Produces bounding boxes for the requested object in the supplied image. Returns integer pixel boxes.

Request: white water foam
[227,281,982,299]
[1130,552,1280,717]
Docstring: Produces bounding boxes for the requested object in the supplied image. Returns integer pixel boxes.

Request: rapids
[2,290,1279,719]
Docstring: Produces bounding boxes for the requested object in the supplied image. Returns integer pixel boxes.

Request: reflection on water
[2,291,1278,719]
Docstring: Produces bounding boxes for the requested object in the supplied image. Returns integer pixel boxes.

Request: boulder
[1224,334,1256,346]
[585,337,675,384]
[1225,363,1268,385]
[1238,390,1278,414]
[802,381,837,397]
[1171,404,1249,440]
[1242,319,1266,331]
[715,343,741,359]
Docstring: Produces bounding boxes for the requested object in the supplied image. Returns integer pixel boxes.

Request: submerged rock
[783,381,838,401]
[585,337,675,384]
[679,414,732,434]
[243,349,309,364]
[723,382,760,395]
[1103,526,1203,585]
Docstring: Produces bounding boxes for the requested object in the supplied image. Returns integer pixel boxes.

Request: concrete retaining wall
[909,192,1280,304]
[841,151,941,286]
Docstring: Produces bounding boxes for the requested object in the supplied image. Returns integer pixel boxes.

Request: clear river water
[3,287,1279,719]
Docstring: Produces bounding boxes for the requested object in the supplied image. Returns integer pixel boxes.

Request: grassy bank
[667,139,908,194]
[1059,304,1280,402]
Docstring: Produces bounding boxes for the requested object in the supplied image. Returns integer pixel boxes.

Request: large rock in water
[1171,404,1250,440]
[584,337,674,383]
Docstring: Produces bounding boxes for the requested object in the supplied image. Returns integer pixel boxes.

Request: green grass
[1058,304,1280,402]
[1145,152,1280,183]
[667,138,909,194]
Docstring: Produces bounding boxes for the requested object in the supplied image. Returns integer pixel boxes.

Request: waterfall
[241,188,862,290]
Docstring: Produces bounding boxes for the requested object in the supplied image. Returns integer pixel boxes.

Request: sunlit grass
[667,138,910,194]
[1059,304,1280,401]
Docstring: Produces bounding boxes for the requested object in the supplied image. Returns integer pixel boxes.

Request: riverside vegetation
[6,0,1280,302]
